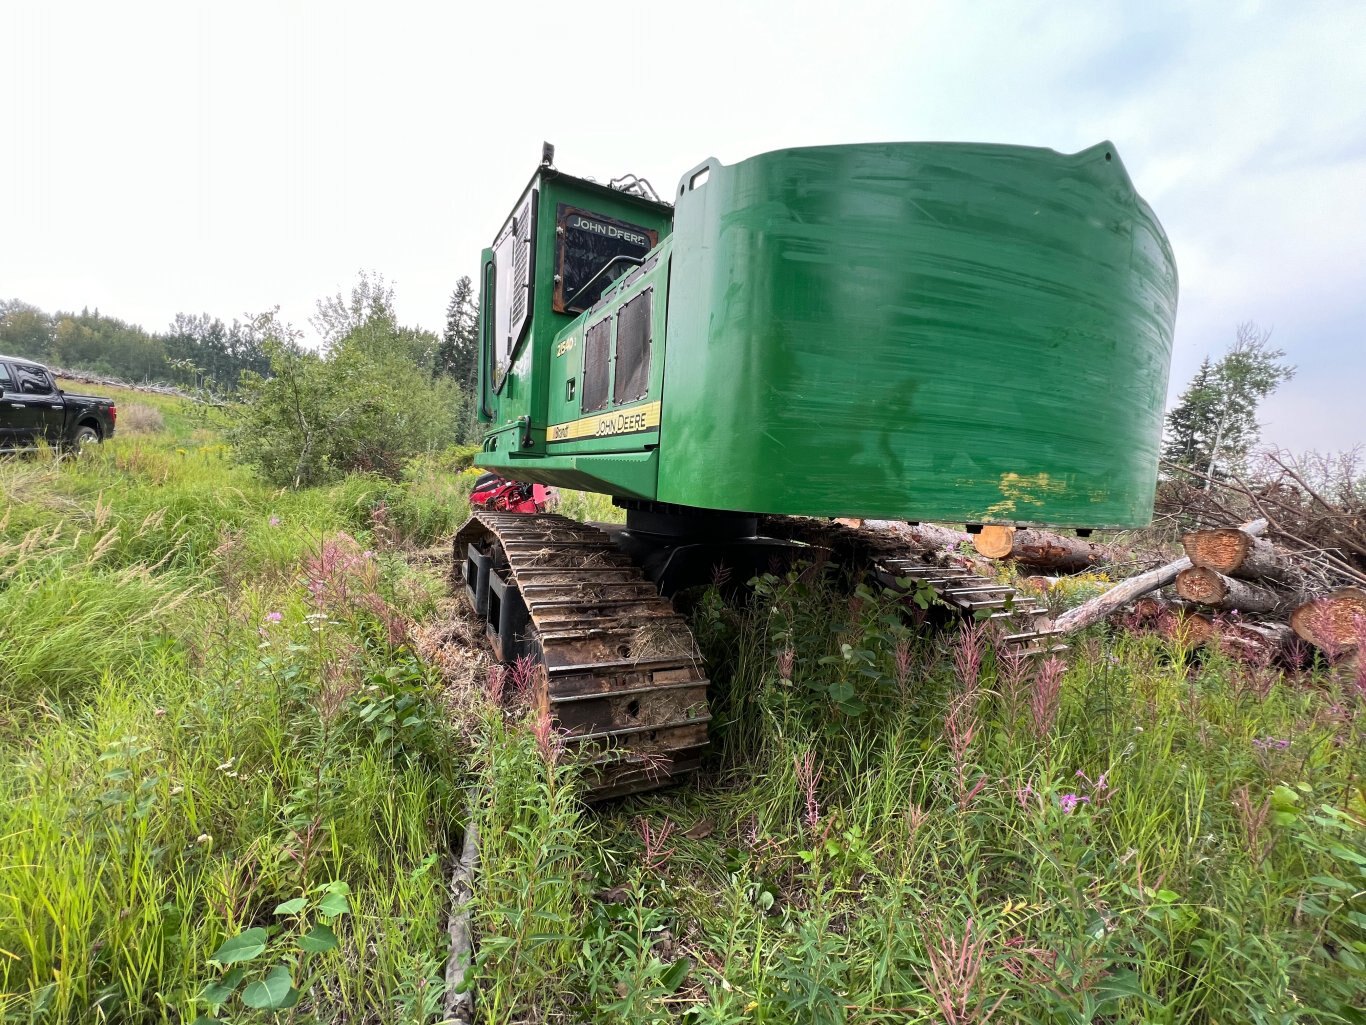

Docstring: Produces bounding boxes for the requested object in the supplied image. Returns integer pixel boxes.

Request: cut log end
[1175,612,1220,647]
[973,524,1016,560]
[1176,567,1228,605]
[1290,587,1366,653]
[1182,528,1252,573]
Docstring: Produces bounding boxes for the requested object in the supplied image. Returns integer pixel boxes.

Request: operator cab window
[553,204,658,314]
[491,190,537,392]
[16,366,54,395]
[0,364,13,393]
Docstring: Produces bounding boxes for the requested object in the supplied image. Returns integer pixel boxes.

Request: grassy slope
[1,385,477,1021]
[4,385,1364,1022]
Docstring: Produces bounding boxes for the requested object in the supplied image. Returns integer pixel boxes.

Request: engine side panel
[657,141,1178,528]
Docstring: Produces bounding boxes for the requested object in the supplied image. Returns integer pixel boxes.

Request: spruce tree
[1161,322,1295,481]
[435,276,478,391]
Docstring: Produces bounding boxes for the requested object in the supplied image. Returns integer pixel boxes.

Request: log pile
[51,366,205,401]
[1049,516,1364,668]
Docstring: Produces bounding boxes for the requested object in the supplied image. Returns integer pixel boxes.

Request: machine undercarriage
[454,504,1067,800]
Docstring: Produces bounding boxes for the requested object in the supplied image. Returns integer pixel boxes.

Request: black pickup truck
[0,355,117,452]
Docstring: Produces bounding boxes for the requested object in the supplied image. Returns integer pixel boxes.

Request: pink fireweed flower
[269,516,281,526]
[1075,769,1109,791]
[484,665,507,705]
[894,637,915,697]
[952,620,986,696]
[1073,770,1111,804]
[793,751,822,836]
[532,709,562,765]
[1058,793,1089,815]
[264,611,283,624]
[1030,656,1066,739]
[777,648,795,682]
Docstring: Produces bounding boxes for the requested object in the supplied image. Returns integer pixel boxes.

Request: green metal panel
[475,170,673,490]
[656,141,1177,527]
[476,142,1177,529]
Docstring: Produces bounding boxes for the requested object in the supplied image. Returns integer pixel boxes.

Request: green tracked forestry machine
[454,140,1177,798]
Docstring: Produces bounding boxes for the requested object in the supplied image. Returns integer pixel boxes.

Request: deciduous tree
[1162,322,1295,483]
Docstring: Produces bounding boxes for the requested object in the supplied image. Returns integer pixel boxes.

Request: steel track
[454,510,711,800]
[757,516,1069,657]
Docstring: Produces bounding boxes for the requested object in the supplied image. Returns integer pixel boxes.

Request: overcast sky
[3,0,1362,451]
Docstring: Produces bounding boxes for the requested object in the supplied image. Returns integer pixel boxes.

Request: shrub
[117,402,165,434]
[227,320,465,488]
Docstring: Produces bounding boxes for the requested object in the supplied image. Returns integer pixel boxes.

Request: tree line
[0,299,273,393]
[0,270,480,408]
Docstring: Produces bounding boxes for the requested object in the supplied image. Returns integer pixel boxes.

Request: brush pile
[1021,448,1366,668]
[1132,450,1366,667]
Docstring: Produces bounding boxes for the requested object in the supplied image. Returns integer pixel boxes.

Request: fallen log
[1174,567,1289,615]
[1118,594,1292,661]
[1226,621,1295,659]
[444,801,481,1025]
[1182,527,1299,584]
[1053,519,1268,635]
[973,525,1108,572]
[876,520,971,553]
[1289,587,1366,654]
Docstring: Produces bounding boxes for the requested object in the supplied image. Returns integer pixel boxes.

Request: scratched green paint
[477,141,1177,528]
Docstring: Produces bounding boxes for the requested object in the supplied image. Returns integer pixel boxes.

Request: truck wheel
[73,426,101,453]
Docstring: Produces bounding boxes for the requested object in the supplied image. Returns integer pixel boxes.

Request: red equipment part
[470,473,555,514]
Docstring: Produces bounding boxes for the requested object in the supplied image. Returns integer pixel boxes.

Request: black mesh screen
[581,318,611,413]
[613,290,652,404]
[554,204,658,313]
[510,202,531,328]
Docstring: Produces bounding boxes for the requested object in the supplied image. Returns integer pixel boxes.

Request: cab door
[0,361,23,447]
[9,364,64,446]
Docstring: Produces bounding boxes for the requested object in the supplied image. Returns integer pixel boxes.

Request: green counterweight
[475,140,1177,529]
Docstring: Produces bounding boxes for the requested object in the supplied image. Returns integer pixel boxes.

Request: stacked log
[1166,609,1220,648]
[1174,567,1290,615]
[1288,587,1366,654]
[1106,595,1291,662]
[972,525,1109,572]
[1051,517,1360,668]
[1189,614,1294,661]
[1181,528,1300,585]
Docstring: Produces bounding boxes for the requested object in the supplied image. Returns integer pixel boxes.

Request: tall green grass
[6,387,1363,1022]
[472,569,1366,1023]
[0,422,468,1021]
